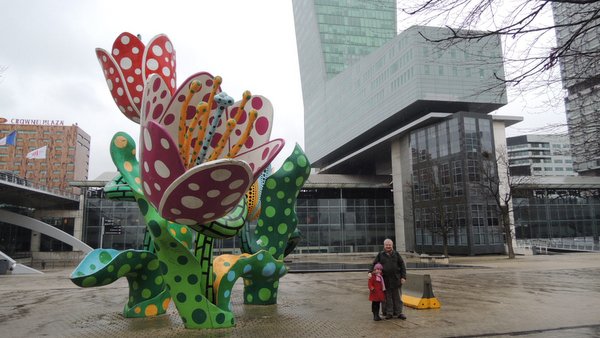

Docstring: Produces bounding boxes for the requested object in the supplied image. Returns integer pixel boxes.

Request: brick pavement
[1,253,599,337]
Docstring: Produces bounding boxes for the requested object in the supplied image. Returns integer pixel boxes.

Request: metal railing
[517,238,600,253]
[0,172,78,200]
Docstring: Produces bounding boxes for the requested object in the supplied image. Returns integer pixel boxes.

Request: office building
[293,0,521,255]
[507,134,575,176]
[552,2,600,176]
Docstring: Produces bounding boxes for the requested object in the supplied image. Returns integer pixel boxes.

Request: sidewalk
[1,253,599,337]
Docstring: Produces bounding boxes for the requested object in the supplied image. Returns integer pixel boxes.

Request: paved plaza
[1,253,599,337]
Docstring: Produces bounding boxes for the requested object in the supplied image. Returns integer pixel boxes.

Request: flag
[0,131,16,146]
[26,145,47,159]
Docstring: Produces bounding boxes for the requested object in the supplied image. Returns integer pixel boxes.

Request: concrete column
[391,135,414,252]
[30,231,41,252]
[73,194,85,242]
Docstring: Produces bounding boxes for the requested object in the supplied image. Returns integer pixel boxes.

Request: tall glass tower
[302,0,397,78]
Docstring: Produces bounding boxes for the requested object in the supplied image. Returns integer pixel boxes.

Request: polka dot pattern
[70,248,170,318]
[140,121,186,211]
[234,138,285,182]
[159,159,253,225]
[95,32,176,124]
[213,95,274,159]
[242,144,311,260]
[213,251,287,308]
[161,72,218,140]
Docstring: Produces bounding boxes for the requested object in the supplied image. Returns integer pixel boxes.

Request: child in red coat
[368,263,386,321]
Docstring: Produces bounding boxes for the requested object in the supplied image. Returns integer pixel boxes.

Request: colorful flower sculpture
[71,31,310,330]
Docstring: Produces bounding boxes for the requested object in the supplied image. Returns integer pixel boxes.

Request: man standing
[371,238,407,320]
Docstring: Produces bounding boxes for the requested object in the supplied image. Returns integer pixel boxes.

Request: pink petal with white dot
[158,159,253,225]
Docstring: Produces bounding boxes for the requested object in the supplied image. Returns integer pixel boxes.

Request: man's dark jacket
[372,250,407,289]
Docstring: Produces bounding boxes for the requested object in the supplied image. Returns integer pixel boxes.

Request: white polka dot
[106,79,113,90]
[121,35,130,44]
[153,183,161,191]
[133,97,140,104]
[207,190,221,198]
[175,218,196,225]
[181,196,204,209]
[147,59,159,70]
[165,41,173,53]
[143,161,150,173]
[203,212,215,219]
[143,128,153,151]
[160,138,170,150]
[188,183,200,191]
[229,179,245,190]
[127,76,134,83]
[152,45,163,56]
[211,169,232,182]
[112,48,120,56]
[136,85,143,92]
[171,208,181,215]
[154,160,170,178]
[143,181,152,195]
[102,56,107,62]
[117,87,124,96]
[119,106,126,113]
[120,57,132,70]
[221,192,242,206]
[170,79,176,88]
[162,67,171,77]
[135,68,142,75]
[115,78,120,83]
[109,67,114,74]
[132,47,140,54]
[127,106,133,112]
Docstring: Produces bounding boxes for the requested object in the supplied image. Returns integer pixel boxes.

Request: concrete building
[0,119,89,262]
[507,134,575,177]
[293,0,521,255]
[552,2,600,176]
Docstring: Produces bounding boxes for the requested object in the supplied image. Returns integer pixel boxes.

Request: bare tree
[478,147,536,258]
[399,0,600,173]
[412,156,459,257]
[399,1,600,88]
[0,65,8,83]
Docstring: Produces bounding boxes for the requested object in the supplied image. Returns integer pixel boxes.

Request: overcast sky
[0,0,566,179]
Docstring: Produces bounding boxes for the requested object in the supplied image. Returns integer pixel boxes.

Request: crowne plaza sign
[10,119,65,126]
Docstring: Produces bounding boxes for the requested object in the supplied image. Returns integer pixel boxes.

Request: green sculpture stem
[110,132,235,328]
[237,144,311,305]
[194,233,215,302]
[71,248,170,318]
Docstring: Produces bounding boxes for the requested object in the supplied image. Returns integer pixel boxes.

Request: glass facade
[78,186,394,255]
[0,222,31,257]
[314,0,396,77]
[83,188,146,250]
[295,188,395,253]
[40,217,74,251]
[514,189,600,241]
[410,113,505,255]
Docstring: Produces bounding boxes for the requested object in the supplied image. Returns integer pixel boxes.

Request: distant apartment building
[552,3,600,176]
[507,134,575,177]
[0,119,90,194]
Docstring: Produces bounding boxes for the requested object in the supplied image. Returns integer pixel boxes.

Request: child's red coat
[368,274,385,302]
